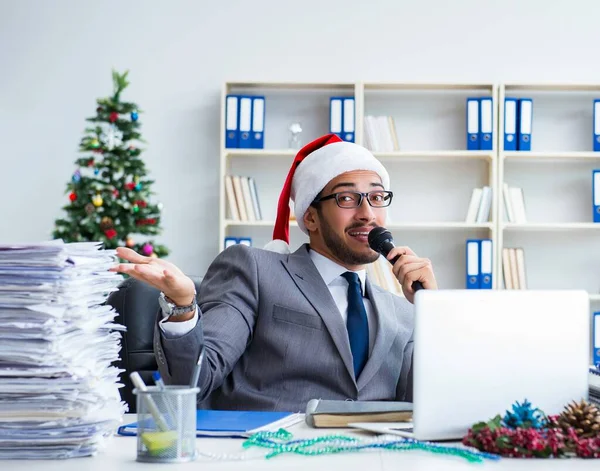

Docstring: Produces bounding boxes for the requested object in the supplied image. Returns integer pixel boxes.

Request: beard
[320,216,379,266]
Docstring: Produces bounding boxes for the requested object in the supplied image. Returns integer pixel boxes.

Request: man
[112,134,437,412]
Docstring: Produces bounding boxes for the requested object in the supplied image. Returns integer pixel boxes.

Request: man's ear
[303,206,319,232]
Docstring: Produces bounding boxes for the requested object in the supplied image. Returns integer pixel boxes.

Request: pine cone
[558,400,600,438]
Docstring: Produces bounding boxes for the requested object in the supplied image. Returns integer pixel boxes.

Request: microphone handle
[388,254,424,292]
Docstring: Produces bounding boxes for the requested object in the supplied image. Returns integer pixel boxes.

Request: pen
[153,371,175,428]
[153,371,166,390]
[130,371,170,432]
[189,346,205,389]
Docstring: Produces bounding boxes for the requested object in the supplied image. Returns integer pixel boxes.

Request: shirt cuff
[158,307,199,338]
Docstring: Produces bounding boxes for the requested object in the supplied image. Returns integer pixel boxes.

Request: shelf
[364,82,494,91]
[503,83,600,92]
[224,220,492,230]
[502,223,600,231]
[226,81,355,90]
[503,151,600,162]
[225,149,297,158]
[374,150,493,162]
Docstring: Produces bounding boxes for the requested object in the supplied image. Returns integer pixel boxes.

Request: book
[117,410,302,438]
[305,399,413,428]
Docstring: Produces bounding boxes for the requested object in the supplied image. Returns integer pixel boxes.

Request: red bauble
[125,182,136,191]
[69,192,77,202]
[113,189,119,197]
[87,158,94,167]
[104,228,117,240]
[109,112,118,123]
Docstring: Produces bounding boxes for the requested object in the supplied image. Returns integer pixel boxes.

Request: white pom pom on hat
[263,133,390,254]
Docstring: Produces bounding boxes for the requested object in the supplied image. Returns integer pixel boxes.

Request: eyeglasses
[311,190,394,209]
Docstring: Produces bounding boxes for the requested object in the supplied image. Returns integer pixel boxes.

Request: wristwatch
[158,291,197,318]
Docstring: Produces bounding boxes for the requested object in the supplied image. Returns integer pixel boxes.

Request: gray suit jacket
[154,243,414,412]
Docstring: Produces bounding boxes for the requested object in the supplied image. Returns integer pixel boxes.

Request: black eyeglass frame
[311,190,394,208]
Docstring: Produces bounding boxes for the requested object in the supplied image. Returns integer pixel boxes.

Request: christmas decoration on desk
[53,69,169,258]
[288,122,303,149]
[234,428,499,463]
[463,398,600,458]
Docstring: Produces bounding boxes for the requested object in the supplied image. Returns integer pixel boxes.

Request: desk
[4,415,599,470]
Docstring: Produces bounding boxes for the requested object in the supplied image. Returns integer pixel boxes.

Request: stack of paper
[0,241,126,459]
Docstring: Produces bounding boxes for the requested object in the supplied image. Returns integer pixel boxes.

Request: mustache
[345,223,378,231]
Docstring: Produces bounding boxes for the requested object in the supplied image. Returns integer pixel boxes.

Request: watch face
[158,293,173,315]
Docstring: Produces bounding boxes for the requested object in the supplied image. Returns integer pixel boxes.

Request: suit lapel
[357,277,399,390]
[281,245,355,382]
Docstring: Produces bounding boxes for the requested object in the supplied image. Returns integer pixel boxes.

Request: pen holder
[133,385,199,463]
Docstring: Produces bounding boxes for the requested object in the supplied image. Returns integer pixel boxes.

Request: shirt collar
[308,248,367,294]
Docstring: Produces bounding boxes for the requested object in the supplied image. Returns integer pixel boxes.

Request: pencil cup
[133,385,199,463]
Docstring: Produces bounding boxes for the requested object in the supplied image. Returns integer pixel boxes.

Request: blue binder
[479,239,493,289]
[238,96,253,149]
[594,312,600,367]
[466,98,480,150]
[342,97,355,142]
[479,97,493,151]
[238,237,252,246]
[466,239,480,289]
[251,96,265,149]
[517,98,533,151]
[225,95,239,148]
[594,100,600,152]
[329,97,343,140]
[504,97,518,151]
[224,237,237,248]
[594,170,600,223]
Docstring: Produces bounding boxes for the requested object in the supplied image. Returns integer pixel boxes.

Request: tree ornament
[72,170,81,183]
[503,399,545,430]
[135,183,142,191]
[94,168,100,175]
[90,138,100,149]
[69,192,77,202]
[142,243,153,256]
[132,204,139,213]
[125,237,135,248]
[87,158,94,167]
[113,189,119,197]
[125,182,136,191]
[157,202,163,211]
[99,216,114,231]
[558,400,600,438]
[92,194,103,207]
[85,203,95,215]
[100,123,123,150]
[104,228,117,240]
[109,111,118,123]
[131,111,138,121]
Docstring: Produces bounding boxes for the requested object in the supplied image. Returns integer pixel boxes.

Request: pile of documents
[0,241,126,459]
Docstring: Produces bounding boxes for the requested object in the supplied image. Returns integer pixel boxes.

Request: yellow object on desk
[141,431,178,456]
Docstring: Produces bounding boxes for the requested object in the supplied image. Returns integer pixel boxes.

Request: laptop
[349,289,590,441]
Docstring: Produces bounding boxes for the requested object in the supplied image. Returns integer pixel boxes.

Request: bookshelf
[497,83,600,304]
[220,81,499,290]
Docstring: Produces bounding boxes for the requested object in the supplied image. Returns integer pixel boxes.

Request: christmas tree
[53,70,168,258]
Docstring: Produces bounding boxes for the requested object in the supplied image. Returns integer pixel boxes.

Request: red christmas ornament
[135,200,147,208]
[109,112,118,123]
[113,189,119,197]
[87,158,94,167]
[69,192,77,202]
[104,228,117,240]
[125,182,136,191]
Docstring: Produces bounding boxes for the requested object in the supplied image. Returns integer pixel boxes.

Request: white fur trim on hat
[290,141,390,234]
[262,238,291,254]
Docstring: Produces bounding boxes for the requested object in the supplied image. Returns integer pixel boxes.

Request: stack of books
[225,175,262,222]
[0,241,126,459]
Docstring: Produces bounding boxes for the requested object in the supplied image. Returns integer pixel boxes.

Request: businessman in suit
[112,134,437,412]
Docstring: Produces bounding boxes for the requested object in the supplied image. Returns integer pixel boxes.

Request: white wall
[1,0,600,275]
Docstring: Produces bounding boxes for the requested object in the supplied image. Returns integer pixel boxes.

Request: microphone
[368,226,424,292]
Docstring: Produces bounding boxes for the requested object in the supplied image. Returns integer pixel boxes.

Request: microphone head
[368,226,393,253]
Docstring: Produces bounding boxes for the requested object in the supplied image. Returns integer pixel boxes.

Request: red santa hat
[264,133,390,254]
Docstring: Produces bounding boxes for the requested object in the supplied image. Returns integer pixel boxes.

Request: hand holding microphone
[368,227,437,304]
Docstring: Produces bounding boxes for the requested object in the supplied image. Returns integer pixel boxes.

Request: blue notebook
[117,410,302,438]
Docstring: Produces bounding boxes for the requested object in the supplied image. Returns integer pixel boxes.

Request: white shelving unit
[220,81,499,290]
[497,83,600,304]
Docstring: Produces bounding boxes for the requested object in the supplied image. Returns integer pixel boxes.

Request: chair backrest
[105,275,203,412]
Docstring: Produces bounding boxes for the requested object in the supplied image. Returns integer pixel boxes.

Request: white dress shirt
[160,249,377,353]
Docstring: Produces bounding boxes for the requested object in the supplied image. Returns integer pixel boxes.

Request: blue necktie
[341,271,369,379]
